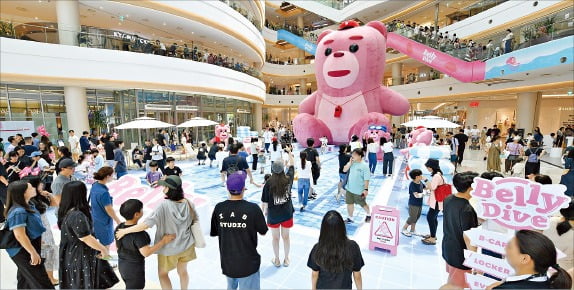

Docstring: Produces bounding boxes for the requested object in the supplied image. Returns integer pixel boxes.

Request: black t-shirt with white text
[114,223,151,263]
[163,166,182,176]
[221,155,249,175]
[441,195,478,269]
[261,166,295,225]
[307,240,365,289]
[210,200,268,278]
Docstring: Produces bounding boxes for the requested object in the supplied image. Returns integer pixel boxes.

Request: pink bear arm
[299,92,318,115]
[379,87,410,116]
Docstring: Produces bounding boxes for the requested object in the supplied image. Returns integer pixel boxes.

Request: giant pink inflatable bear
[211,124,230,146]
[293,20,409,146]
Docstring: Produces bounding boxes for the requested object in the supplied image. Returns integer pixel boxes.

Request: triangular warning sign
[375,221,393,239]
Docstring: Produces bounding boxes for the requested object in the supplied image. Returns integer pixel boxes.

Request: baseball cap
[59,158,77,168]
[227,171,247,195]
[271,160,285,174]
[158,175,182,190]
[30,151,42,157]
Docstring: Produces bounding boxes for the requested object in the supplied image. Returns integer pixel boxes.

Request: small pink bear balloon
[293,20,409,146]
[211,124,231,146]
[363,125,391,160]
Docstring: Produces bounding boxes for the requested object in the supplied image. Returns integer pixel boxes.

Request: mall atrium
[0,0,573,289]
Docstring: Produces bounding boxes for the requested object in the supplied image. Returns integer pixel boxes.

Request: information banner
[463,250,513,279]
[464,227,513,255]
[0,121,35,142]
[369,205,400,255]
[465,273,498,290]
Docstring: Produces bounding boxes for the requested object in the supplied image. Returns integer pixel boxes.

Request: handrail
[0,20,262,79]
[219,0,262,30]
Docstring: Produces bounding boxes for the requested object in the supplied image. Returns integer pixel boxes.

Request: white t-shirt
[470,128,480,137]
[37,158,50,170]
[367,143,379,154]
[215,151,229,170]
[297,159,312,179]
[464,128,471,135]
[263,131,273,143]
[151,145,163,161]
[381,142,394,153]
[270,147,282,163]
[69,135,80,151]
[349,141,362,151]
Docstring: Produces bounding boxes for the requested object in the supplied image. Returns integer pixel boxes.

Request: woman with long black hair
[4,180,54,289]
[58,181,113,289]
[307,210,364,289]
[262,147,295,267]
[487,230,572,289]
[422,159,445,245]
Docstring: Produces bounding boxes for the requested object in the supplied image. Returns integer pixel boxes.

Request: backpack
[527,148,541,163]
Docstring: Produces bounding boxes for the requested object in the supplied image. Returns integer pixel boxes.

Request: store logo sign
[422,49,437,64]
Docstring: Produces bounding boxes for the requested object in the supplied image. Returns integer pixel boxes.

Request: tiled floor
[0,146,564,289]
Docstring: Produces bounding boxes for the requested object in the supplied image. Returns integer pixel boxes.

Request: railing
[265,56,311,65]
[264,21,322,42]
[313,0,357,10]
[268,87,312,95]
[219,0,262,30]
[386,7,574,62]
[0,21,261,79]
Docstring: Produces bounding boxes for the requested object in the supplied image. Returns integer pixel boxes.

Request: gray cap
[271,159,285,174]
[59,158,77,168]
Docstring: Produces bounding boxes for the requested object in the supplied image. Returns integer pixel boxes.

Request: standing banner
[463,177,569,287]
[369,205,400,255]
[0,121,35,142]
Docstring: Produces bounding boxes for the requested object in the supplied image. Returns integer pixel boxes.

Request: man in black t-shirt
[454,129,469,166]
[143,140,152,171]
[221,144,255,185]
[163,157,183,176]
[303,138,321,199]
[104,136,116,166]
[115,199,175,289]
[441,172,479,289]
[211,171,268,289]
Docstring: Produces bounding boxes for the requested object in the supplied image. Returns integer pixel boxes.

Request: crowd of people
[268,84,313,95]
[1,120,573,289]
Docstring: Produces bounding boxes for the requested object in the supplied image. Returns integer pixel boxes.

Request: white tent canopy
[115,117,174,129]
[401,116,460,129]
[177,117,219,128]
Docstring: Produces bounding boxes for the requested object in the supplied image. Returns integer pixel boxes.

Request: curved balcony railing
[265,56,312,65]
[219,0,262,30]
[313,0,357,10]
[0,21,261,79]
[264,21,322,42]
[386,7,573,62]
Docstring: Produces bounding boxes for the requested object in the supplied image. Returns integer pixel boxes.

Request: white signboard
[0,121,35,142]
[371,212,398,246]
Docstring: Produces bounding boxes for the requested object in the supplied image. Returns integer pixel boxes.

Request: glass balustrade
[0,21,262,79]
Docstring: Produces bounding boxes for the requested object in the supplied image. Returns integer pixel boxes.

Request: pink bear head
[215,124,230,142]
[363,125,391,144]
[408,126,433,147]
[315,20,388,97]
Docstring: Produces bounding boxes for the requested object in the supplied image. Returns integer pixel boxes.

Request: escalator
[276,29,317,55]
[386,32,486,83]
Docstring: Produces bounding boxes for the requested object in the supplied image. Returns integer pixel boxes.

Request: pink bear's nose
[334,52,344,57]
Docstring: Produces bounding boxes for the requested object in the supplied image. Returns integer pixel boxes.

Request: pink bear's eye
[349,44,359,53]
[324,48,332,56]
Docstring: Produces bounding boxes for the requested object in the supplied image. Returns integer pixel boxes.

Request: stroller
[469,136,481,150]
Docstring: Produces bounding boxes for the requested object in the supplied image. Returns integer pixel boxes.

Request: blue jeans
[116,171,128,179]
[368,152,377,173]
[264,143,270,153]
[226,271,260,290]
[298,178,310,207]
[383,152,394,175]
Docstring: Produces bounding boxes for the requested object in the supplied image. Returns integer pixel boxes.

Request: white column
[392,62,403,86]
[64,87,89,133]
[516,92,540,134]
[297,15,304,29]
[300,78,307,94]
[56,0,81,46]
[466,106,478,127]
[254,103,262,132]
[391,115,403,127]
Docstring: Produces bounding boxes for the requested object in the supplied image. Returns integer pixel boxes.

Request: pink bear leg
[293,113,333,147]
[348,112,391,141]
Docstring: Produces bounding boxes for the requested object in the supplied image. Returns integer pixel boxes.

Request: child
[258,149,266,174]
[115,199,175,289]
[402,169,426,237]
[146,161,163,187]
[208,142,218,168]
[215,144,228,185]
[320,136,328,154]
[197,143,207,165]
[163,157,182,176]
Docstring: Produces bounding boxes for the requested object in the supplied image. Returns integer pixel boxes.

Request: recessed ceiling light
[99,6,103,10]
[16,7,27,12]
[34,17,39,20]
[191,32,194,34]
[162,22,166,26]
[118,22,122,25]
[125,14,129,18]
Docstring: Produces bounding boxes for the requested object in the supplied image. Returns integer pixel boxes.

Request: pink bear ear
[317,30,333,44]
[366,21,387,38]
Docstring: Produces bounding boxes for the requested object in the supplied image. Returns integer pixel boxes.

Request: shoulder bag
[434,175,452,202]
[186,199,205,248]
[0,221,20,249]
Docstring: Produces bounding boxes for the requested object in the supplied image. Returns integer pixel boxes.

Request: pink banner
[387,33,486,83]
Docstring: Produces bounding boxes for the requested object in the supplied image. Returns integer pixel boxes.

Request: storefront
[0,83,255,145]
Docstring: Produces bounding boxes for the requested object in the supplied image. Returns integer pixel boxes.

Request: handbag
[0,221,20,249]
[186,199,206,248]
[501,150,510,159]
[94,257,119,289]
[434,175,452,202]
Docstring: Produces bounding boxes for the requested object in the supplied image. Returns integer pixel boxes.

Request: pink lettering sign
[463,250,513,279]
[465,273,497,290]
[464,228,512,255]
[471,177,569,230]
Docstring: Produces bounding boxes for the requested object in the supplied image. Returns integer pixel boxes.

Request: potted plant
[0,21,15,38]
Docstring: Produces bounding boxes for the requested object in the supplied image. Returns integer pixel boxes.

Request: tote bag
[0,222,20,249]
[186,199,205,248]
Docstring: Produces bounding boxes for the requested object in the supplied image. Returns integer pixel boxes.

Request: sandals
[271,258,281,267]
[283,258,290,267]
[422,237,436,245]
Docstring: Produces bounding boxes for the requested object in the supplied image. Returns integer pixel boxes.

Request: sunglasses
[368,125,388,132]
